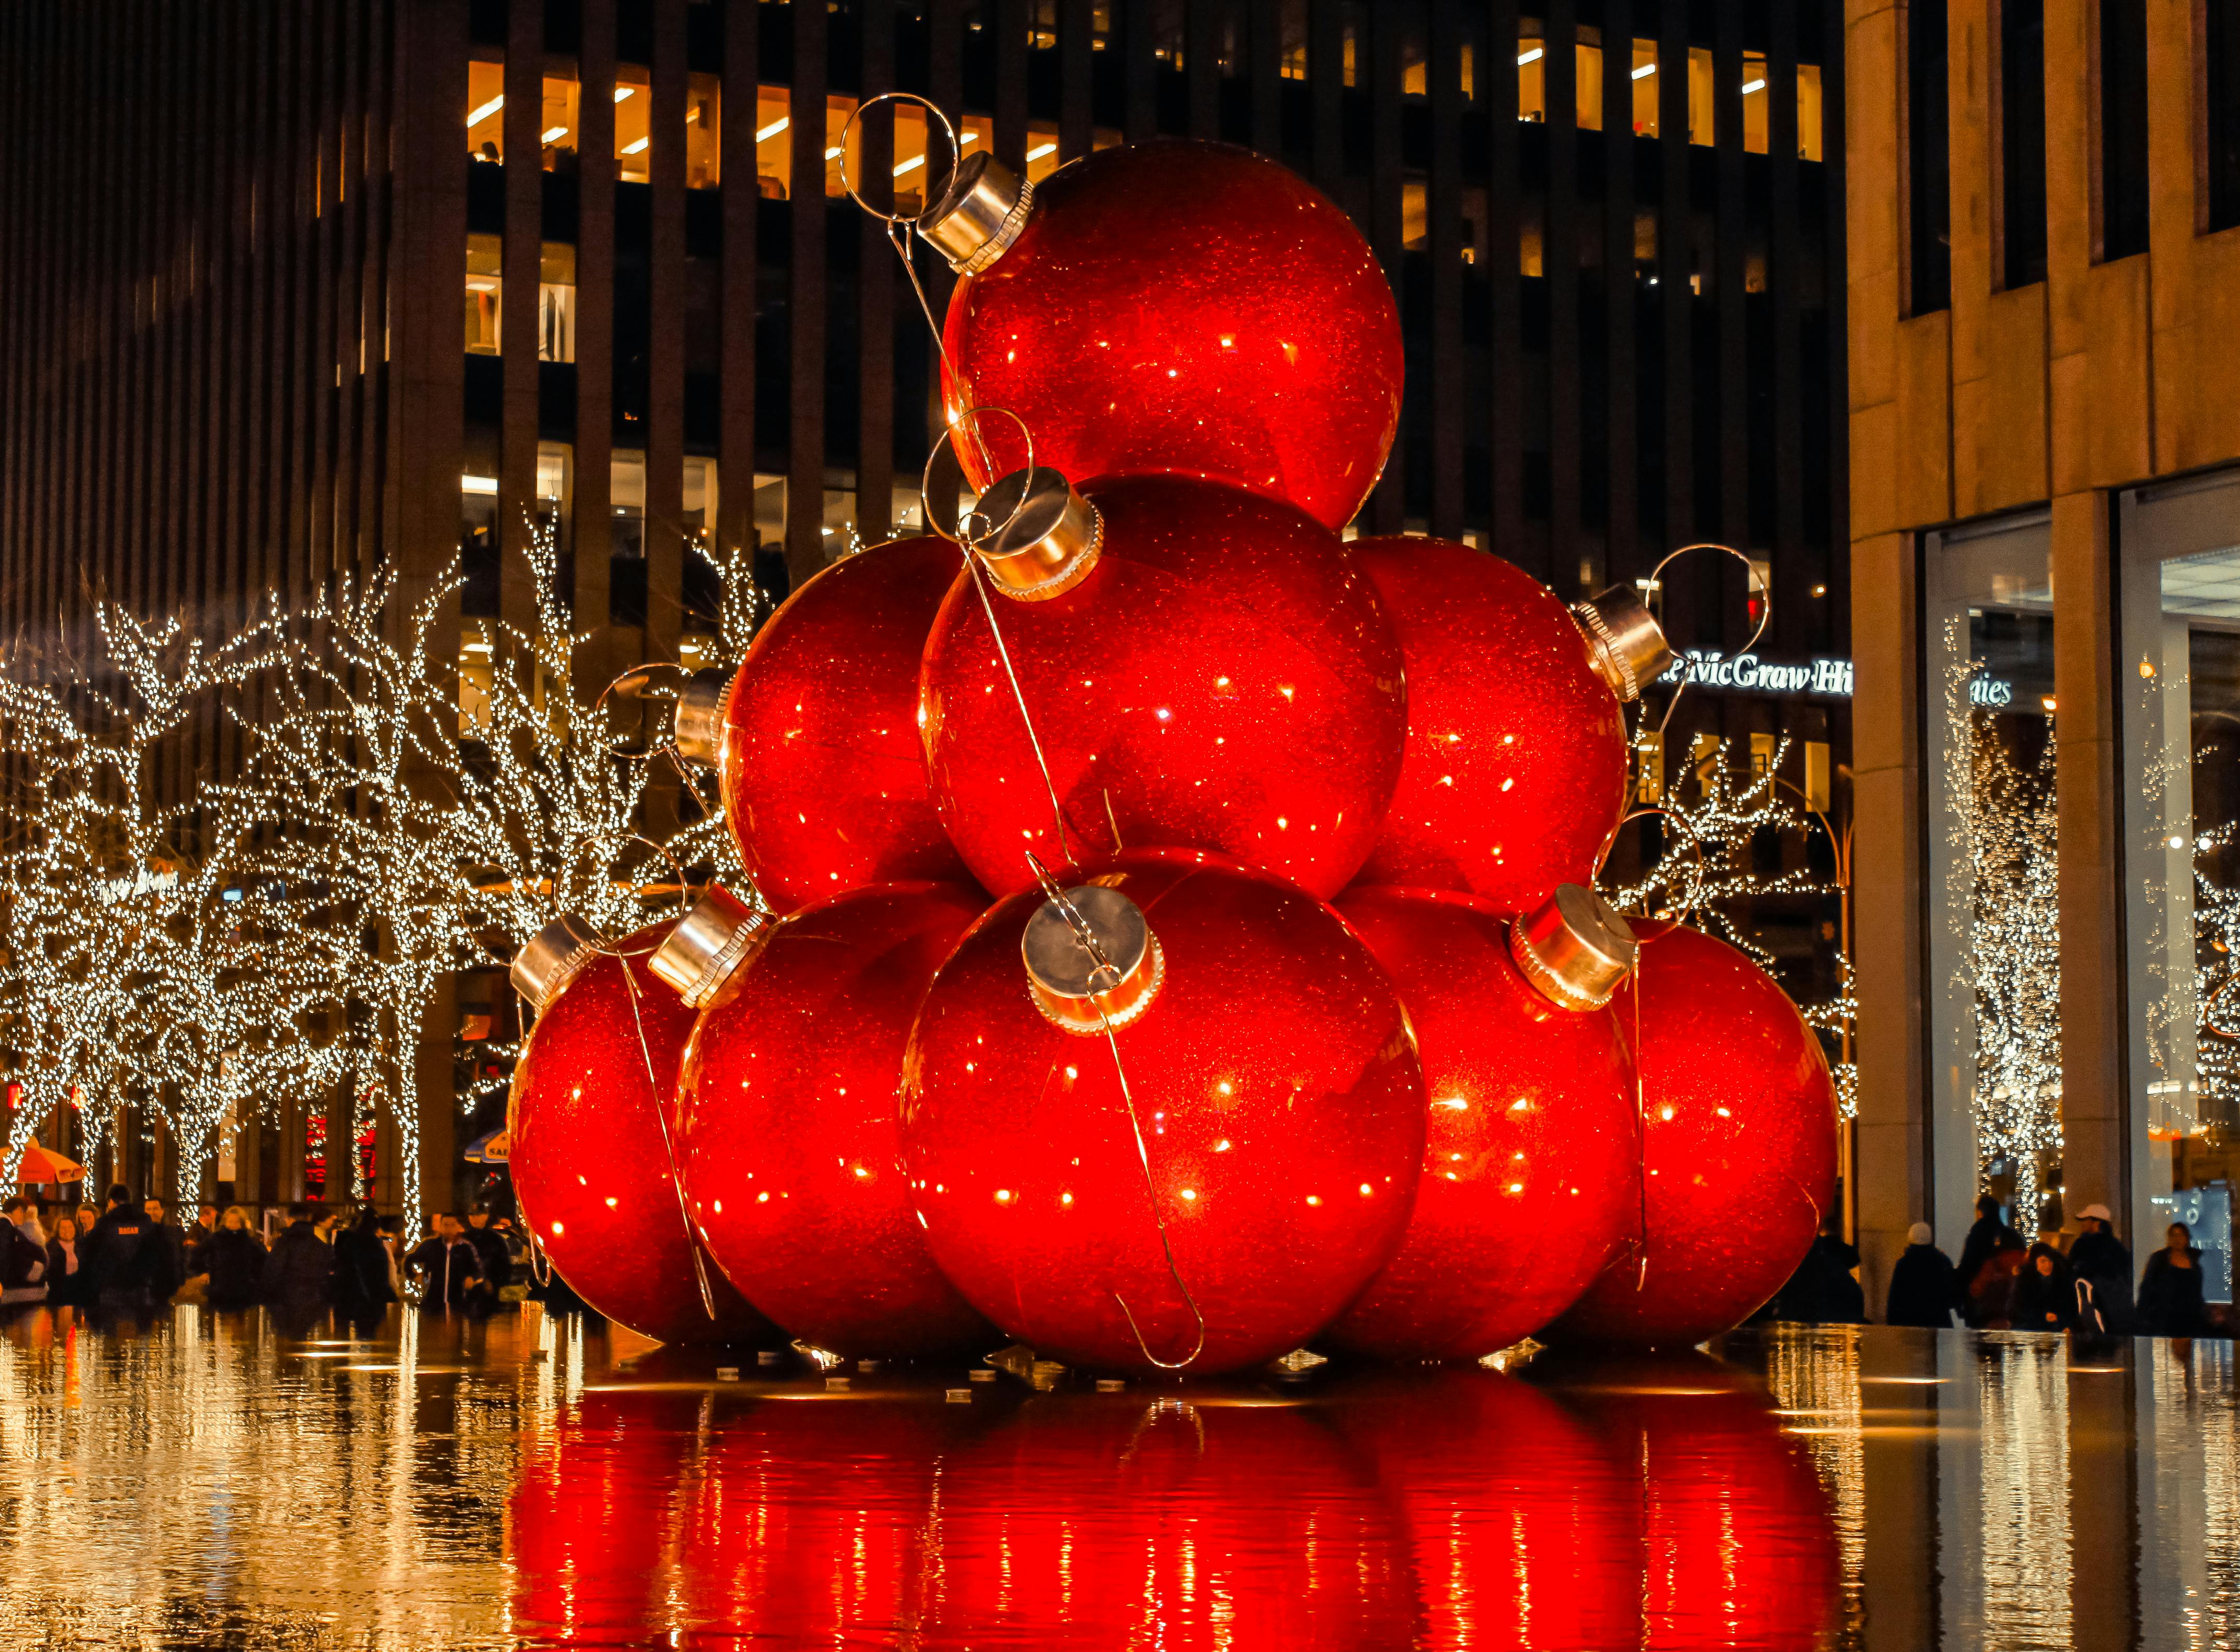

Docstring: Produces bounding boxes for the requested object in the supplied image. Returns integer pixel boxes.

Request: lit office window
[1688,46,1715,144]
[1577,31,1603,129]
[541,76,580,171]
[1025,122,1061,184]
[682,457,721,638]
[536,442,573,568]
[687,73,720,187]
[1629,40,1658,137]
[468,59,505,163]
[539,244,575,364]
[1280,0,1306,79]
[1516,23,1603,129]
[1742,53,1769,154]
[616,69,651,181]
[611,451,648,628]
[464,235,502,355]
[459,618,495,737]
[1798,64,1824,161]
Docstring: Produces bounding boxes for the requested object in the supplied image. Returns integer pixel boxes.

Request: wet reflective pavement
[0,1308,2234,1650]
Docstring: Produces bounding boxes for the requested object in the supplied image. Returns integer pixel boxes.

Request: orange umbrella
[15,1145,84,1184]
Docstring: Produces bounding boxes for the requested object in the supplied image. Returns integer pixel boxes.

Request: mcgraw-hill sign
[1659,650,1855,698]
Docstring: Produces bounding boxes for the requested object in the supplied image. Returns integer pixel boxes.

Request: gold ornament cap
[649,885,776,1009]
[1508,884,1637,1011]
[972,467,1103,601]
[1021,883,1164,1036]
[1572,585,1673,703]
[672,669,731,770]
[512,914,604,1012]
[919,152,1037,275]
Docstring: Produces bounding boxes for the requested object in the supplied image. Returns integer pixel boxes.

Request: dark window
[2000,0,2048,288]
[1908,0,1952,313]
[2099,0,2149,259]
[2209,0,2240,229]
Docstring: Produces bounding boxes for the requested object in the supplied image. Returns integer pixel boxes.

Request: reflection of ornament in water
[1537,1347,1841,1652]
[926,1393,1418,1645]
[1327,1367,1644,1650]
[900,849,1425,1375]
[506,921,775,1346]
[1543,921,1839,1351]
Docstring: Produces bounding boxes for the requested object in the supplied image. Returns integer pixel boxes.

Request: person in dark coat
[261,1202,335,1309]
[463,1207,513,1292]
[44,1215,88,1308]
[141,1197,188,1301]
[202,1207,268,1308]
[83,1185,171,1305]
[2138,1221,2208,1337]
[1884,1222,1958,1328]
[407,1215,489,1309]
[2065,1203,2134,1332]
[2010,1242,2075,1332]
[184,1204,220,1272]
[1775,1212,1867,1323]
[1956,1193,2026,1326]
[333,1208,396,1319]
[0,1198,49,1305]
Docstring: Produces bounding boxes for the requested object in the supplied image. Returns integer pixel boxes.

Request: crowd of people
[1773,1194,2221,1337]
[0,1185,540,1319]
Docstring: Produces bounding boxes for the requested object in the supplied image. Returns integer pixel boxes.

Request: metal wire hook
[836,91,962,227]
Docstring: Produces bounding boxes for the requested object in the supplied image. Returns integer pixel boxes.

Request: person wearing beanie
[1885,1220,1959,1329]
[2067,1203,2134,1333]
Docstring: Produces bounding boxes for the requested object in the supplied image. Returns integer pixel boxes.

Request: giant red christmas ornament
[506,918,774,1346]
[666,882,997,1358]
[711,536,973,912]
[918,473,1405,901]
[1544,923,1840,1349]
[1351,538,1657,912]
[920,138,1404,532]
[899,850,1425,1375]
[1322,885,1638,1361]
[1541,1349,1840,1650]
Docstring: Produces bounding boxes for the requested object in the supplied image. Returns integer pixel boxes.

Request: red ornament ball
[899,851,1426,1375]
[1321,886,1634,1360]
[719,536,975,912]
[1352,536,1630,911]
[508,925,775,1345]
[1543,923,1840,1350]
[678,883,997,1358]
[918,475,1405,902]
[940,139,1404,532]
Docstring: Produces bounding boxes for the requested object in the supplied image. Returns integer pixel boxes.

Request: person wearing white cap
[2068,1203,2133,1332]
[1884,1220,1958,1329]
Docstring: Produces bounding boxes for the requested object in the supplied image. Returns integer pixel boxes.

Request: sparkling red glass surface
[899,850,1426,1375]
[1326,1368,1644,1651]
[918,475,1406,902]
[506,924,774,1346]
[1544,923,1841,1350]
[929,1392,1419,1645]
[1350,537,1630,911]
[940,139,1404,532]
[1547,1349,1841,1650]
[719,535,976,912]
[1321,886,1635,1360]
[678,882,997,1358]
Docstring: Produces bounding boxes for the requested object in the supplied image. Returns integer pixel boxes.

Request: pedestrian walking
[1885,1222,1958,1328]
[2011,1242,2075,1332]
[202,1207,267,1308]
[2138,1221,2208,1337]
[1,1196,49,1305]
[1957,1193,2026,1327]
[261,1202,335,1310]
[2066,1204,2133,1333]
[407,1214,489,1309]
[84,1185,171,1306]
[44,1216,88,1308]
[333,1208,396,1320]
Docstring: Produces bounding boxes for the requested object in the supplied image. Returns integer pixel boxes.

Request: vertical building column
[500,0,544,636]
[2052,487,2132,1234]
[647,0,688,663]
[1851,527,1932,1314]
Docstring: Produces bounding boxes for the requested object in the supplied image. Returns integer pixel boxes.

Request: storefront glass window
[1925,514,2061,1244]
[2119,476,2240,1304]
